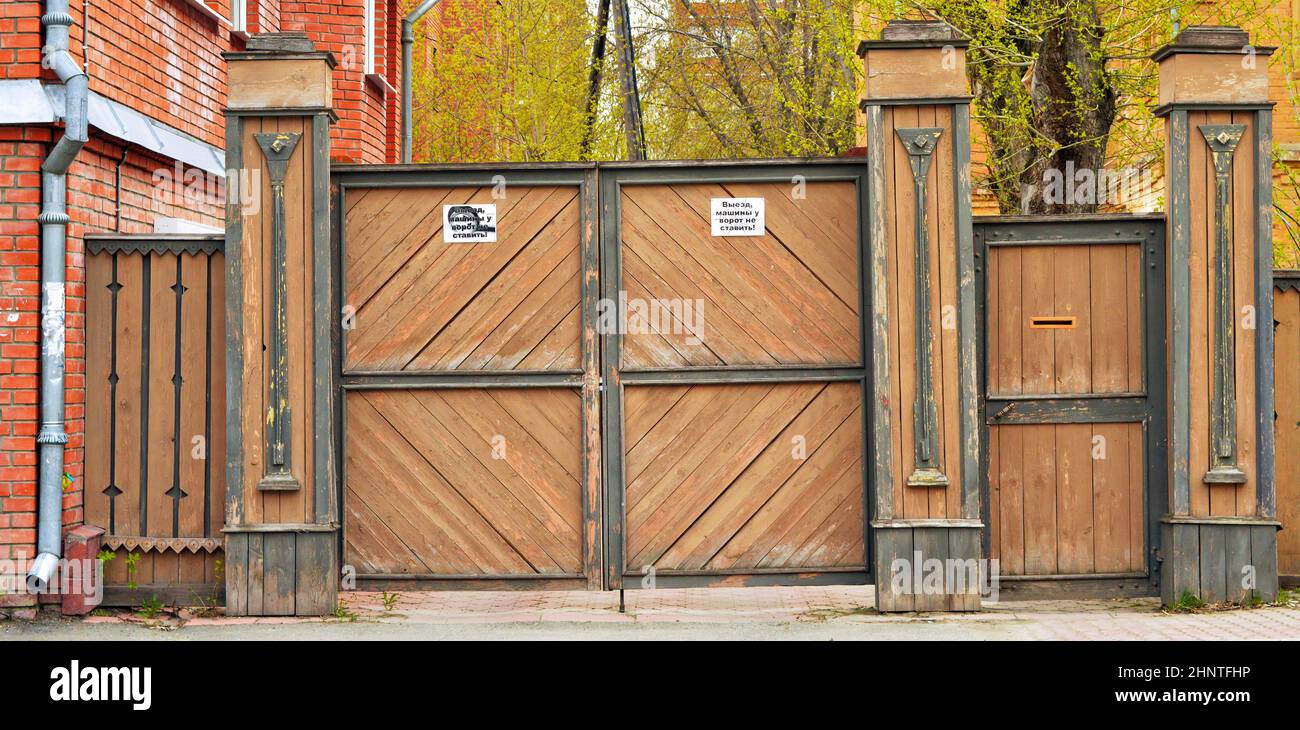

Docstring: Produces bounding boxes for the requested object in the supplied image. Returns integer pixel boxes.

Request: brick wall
[282,0,396,163]
[0,127,46,575]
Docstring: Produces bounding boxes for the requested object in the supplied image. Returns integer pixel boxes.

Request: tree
[634,0,861,158]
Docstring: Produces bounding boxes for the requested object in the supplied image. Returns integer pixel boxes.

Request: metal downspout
[401,0,441,164]
[28,0,88,591]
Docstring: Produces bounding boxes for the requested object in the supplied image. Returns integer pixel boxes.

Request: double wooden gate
[334,161,871,590]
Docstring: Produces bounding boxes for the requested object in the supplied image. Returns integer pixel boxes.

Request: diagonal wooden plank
[622,269,722,367]
[347,393,531,573]
[345,185,552,368]
[368,187,579,370]
[628,384,821,569]
[660,384,861,569]
[514,304,582,370]
[624,385,729,493]
[410,213,579,369]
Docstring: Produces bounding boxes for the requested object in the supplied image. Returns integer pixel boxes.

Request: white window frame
[364,0,377,75]
[231,0,247,33]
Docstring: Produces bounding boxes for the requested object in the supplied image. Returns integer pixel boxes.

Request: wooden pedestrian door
[977,216,1167,583]
[334,161,871,591]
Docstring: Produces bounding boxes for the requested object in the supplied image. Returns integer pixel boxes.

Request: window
[231,0,247,32]
[364,0,377,75]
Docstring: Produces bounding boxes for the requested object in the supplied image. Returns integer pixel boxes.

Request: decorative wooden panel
[987,242,1144,396]
[622,382,864,572]
[85,247,226,601]
[1184,110,1258,517]
[344,388,583,576]
[85,249,227,540]
[618,181,860,368]
[987,422,1145,576]
[343,185,582,372]
[1272,282,1300,579]
[878,105,964,520]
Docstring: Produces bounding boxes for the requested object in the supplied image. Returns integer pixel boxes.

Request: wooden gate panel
[85,243,226,602]
[619,181,860,368]
[343,184,581,372]
[1272,279,1300,580]
[623,382,864,573]
[988,422,1145,576]
[987,242,1144,396]
[344,388,583,576]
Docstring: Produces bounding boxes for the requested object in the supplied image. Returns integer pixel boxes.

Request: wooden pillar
[859,20,982,611]
[221,33,339,616]
[1156,26,1279,606]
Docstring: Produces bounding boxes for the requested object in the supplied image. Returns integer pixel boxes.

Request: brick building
[0,0,405,611]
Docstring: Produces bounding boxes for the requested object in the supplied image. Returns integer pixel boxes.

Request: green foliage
[95,548,116,564]
[408,0,618,161]
[330,601,359,622]
[381,591,400,612]
[636,0,862,158]
[136,595,165,619]
[124,552,140,591]
[1169,589,1207,612]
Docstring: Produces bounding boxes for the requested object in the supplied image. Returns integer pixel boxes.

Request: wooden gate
[335,161,870,590]
[601,161,870,589]
[976,216,1166,586]
[84,235,227,605]
[334,166,602,590]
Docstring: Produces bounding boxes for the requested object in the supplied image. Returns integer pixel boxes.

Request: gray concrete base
[1159,518,1279,607]
[873,523,982,612]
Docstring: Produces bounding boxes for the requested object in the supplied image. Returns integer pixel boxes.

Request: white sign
[710,197,764,236]
[443,203,498,243]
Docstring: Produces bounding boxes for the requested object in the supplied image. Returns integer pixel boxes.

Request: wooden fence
[1272,271,1300,581]
[84,236,226,605]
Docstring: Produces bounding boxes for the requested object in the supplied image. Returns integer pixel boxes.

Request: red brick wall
[0,2,43,79]
[282,0,397,163]
[0,127,46,570]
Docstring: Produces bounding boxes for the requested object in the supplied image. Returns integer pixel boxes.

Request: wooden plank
[1275,290,1300,576]
[1090,244,1132,392]
[178,252,208,537]
[1092,423,1132,573]
[1198,523,1227,603]
[85,252,112,532]
[1020,246,1056,395]
[1224,525,1251,603]
[1021,424,1057,574]
[209,252,227,534]
[913,526,949,612]
[262,531,296,615]
[295,532,335,615]
[147,252,177,538]
[995,424,1026,575]
[934,104,959,520]
[224,532,247,615]
[1230,110,1256,518]
[1053,245,1092,393]
[993,246,1024,395]
[884,106,906,517]
[1055,423,1095,574]
[1250,524,1279,600]
[114,254,144,537]
[1189,110,1212,516]
[246,532,264,616]
[875,528,915,612]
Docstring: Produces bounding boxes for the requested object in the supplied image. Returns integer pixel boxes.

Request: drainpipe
[28,0,89,592]
[401,0,441,164]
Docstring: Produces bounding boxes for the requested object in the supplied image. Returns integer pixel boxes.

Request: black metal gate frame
[330,163,604,590]
[973,214,1168,588]
[597,159,874,590]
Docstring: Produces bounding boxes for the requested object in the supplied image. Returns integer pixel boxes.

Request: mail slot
[1029,316,1077,329]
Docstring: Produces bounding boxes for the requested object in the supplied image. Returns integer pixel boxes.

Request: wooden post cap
[1153,26,1273,108]
[858,20,969,101]
[224,33,337,111]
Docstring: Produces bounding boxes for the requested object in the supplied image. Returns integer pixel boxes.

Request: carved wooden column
[222,33,339,616]
[860,20,982,611]
[1156,26,1278,605]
